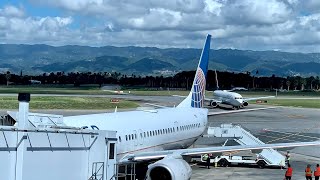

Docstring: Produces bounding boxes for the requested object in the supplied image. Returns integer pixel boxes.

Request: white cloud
[0,1,319,52]
[128,8,182,30]
[222,0,292,25]
[0,5,24,17]
[204,0,224,15]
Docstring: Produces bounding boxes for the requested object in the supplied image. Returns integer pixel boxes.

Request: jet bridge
[207,124,286,167]
[0,93,118,180]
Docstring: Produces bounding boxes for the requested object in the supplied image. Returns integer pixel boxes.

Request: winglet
[178,34,211,108]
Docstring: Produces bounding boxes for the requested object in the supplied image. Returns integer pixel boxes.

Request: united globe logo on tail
[191,68,206,108]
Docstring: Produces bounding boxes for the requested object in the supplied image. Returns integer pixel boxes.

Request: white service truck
[201,154,272,168]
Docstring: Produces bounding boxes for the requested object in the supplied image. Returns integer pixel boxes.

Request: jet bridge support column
[16,93,30,180]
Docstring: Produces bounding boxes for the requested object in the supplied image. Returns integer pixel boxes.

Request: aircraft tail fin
[177,34,211,108]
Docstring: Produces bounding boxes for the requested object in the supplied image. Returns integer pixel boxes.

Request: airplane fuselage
[213,90,245,107]
[63,107,208,160]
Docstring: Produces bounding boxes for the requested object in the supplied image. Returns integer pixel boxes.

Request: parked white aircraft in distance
[231,87,248,91]
[207,70,274,109]
[103,89,130,94]
[63,34,319,180]
[29,80,41,84]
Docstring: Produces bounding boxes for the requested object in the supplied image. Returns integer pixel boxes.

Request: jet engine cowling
[210,100,218,108]
[146,157,192,180]
[243,101,248,106]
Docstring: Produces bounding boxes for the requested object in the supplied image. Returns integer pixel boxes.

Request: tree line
[1,70,320,91]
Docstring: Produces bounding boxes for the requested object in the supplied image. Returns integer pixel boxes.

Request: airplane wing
[173,95,222,104]
[120,141,320,162]
[243,96,275,101]
[144,103,169,108]
[204,97,222,103]
[207,107,277,116]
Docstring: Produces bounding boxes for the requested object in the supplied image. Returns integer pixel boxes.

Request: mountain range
[0,44,320,76]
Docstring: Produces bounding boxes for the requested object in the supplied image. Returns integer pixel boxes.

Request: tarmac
[192,104,320,180]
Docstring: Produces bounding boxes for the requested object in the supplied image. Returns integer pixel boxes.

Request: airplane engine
[243,101,248,106]
[210,100,218,108]
[146,157,192,180]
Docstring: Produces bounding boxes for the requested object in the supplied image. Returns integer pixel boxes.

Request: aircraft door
[174,121,179,133]
[133,130,138,146]
[138,129,144,145]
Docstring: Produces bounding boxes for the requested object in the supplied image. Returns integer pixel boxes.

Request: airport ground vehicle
[201,155,270,168]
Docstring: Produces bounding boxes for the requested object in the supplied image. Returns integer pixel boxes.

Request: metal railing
[89,162,104,180]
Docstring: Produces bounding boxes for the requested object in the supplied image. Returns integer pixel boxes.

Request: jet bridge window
[109,143,115,159]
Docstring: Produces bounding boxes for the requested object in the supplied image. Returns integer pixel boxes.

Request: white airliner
[64,35,319,180]
[207,70,274,109]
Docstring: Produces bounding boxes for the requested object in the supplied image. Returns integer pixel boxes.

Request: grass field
[239,90,320,97]
[0,85,319,109]
[0,96,139,109]
[250,99,320,108]
[2,85,320,97]
[0,86,114,95]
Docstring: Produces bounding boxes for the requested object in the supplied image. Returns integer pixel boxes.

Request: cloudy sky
[0,0,320,52]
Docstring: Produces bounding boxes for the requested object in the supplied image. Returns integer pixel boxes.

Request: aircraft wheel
[218,159,230,167]
[257,160,266,168]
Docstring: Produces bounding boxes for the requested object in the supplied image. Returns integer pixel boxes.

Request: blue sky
[0,0,320,52]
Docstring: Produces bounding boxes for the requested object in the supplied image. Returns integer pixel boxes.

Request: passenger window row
[119,123,201,142]
[179,123,200,131]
